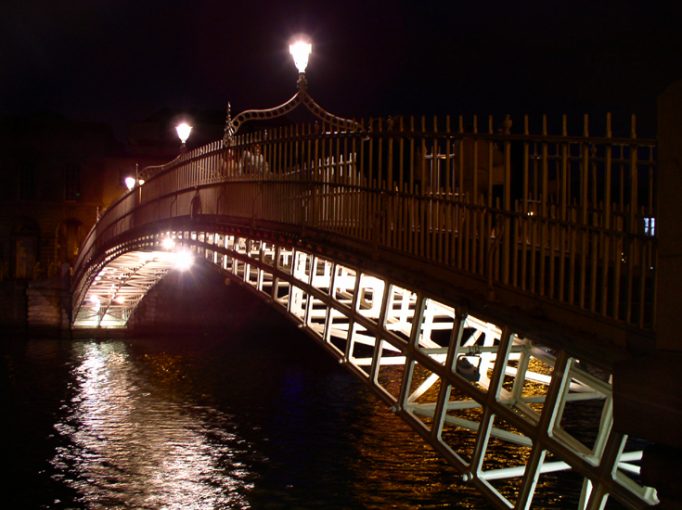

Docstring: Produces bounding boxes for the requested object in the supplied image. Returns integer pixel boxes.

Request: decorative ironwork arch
[223,75,359,146]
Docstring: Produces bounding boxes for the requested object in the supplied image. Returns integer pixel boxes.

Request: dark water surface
[3,316,497,509]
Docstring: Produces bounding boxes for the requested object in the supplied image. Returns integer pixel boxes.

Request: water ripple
[49,341,257,509]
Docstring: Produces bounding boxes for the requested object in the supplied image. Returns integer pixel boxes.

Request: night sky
[2,0,680,138]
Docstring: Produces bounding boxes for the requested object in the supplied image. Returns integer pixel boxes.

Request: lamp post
[289,40,311,73]
[223,38,357,144]
[124,176,136,191]
[176,121,193,152]
[285,38,356,130]
[289,40,312,86]
[124,164,144,201]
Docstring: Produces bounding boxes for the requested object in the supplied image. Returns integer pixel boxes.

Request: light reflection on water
[50,341,256,509]
[1,288,625,510]
[4,330,508,509]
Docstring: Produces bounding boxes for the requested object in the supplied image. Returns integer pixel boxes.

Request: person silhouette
[242,143,269,174]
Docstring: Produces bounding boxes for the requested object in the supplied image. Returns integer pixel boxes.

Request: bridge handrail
[73,114,657,331]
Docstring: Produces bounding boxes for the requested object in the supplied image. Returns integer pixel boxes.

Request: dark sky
[2,0,680,138]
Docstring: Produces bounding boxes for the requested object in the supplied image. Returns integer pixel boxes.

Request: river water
[3,307,616,509]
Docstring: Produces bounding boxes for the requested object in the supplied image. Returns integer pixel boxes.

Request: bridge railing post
[654,81,682,353]
[613,80,682,508]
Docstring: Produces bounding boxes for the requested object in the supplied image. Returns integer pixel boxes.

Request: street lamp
[173,249,194,271]
[223,38,358,143]
[176,121,192,152]
[124,176,136,191]
[161,237,175,250]
[124,164,144,193]
[289,40,312,74]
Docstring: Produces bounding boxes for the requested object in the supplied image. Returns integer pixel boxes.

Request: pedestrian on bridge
[242,143,269,174]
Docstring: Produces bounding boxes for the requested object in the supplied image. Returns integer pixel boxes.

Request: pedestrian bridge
[71,111,658,509]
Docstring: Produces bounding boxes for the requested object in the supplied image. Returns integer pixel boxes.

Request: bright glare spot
[124,176,136,190]
[114,295,126,304]
[89,295,101,312]
[289,40,312,73]
[161,237,175,250]
[176,122,192,144]
[174,250,194,271]
[138,178,145,186]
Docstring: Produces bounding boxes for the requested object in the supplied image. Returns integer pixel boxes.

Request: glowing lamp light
[289,40,312,73]
[174,250,194,272]
[176,122,193,144]
[89,295,101,312]
[161,237,176,250]
[124,176,136,190]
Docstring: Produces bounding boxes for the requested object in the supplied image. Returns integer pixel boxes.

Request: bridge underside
[72,223,657,509]
[73,247,194,328]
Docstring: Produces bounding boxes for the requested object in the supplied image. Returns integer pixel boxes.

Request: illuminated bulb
[89,295,101,312]
[124,176,136,190]
[174,250,194,271]
[161,237,175,250]
[176,122,192,144]
[114,295,126,304]
[289,40,312,73]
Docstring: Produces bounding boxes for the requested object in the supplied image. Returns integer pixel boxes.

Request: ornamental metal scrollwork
[223,74,359,147]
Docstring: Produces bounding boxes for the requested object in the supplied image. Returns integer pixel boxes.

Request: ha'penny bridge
[69,44,682,509]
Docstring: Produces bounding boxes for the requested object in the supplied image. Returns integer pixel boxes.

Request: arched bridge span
[71,115,658,509]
